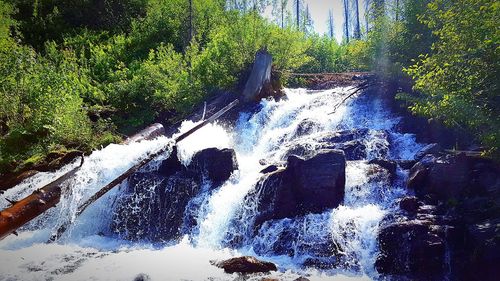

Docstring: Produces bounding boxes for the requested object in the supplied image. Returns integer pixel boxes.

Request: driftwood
[0,155,84,240]
[48,99,239,242]
[327,81,379,115]
[0,100,239,242]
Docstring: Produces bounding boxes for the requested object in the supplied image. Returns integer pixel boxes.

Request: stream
[0,87,425,281]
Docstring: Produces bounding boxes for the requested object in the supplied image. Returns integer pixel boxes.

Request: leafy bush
[403,0,500,154]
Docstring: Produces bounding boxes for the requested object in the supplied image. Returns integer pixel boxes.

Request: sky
[264,0,367,43]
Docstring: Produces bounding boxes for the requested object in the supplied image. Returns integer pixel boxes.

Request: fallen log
[49,99,239,242]
[0,100,239,242]
[0,155,84,240]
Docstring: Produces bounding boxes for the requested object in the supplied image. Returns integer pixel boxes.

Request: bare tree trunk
[365,0,370,34]
[296,0,300,29]
[344,0,350,43]
[328,9,335,39]
[281,1,284,28]
[395,0,399,21]
[189,0,193,42]
[354,0,361,39]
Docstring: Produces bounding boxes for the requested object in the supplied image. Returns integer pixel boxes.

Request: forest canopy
[0,0,498,174]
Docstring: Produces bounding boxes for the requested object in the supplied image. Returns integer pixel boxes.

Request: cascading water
[0,87,424,281]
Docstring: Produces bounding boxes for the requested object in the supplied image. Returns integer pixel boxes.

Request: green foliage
[5,0,147,50]
[403,0,500,154]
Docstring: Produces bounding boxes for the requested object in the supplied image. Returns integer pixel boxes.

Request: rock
[260,165,279,174]
[294,277,311,281]
[376,219,446,277]
[254,149,346,226]
[399,196,420,214]
[414,143,442,161]
[396,159,416,170]
[319,129,370,143]
[406,153,496,201]
[302,257,338,270]
[459,219,500,280]
[213,256,277,274]
[111,172,200,242]
[333,140,367,160]
[133,273,151,281]
[158,146,185,177]
[294,119,321,137]
[369,158,397,177]
[190,148,238,185]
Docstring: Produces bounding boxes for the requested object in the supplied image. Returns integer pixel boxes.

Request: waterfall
[0,87,424,280]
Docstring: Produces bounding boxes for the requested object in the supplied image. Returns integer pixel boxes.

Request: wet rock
[333,140,367,160]
[396,159,416,170]
[414,143,442,161]
[213,256,277,274]
[407,153,499,201]
[319,129,370,143]
[376,219,446,278]
[133,273,151,281]
[190,147,238,185]
[399,196,420,214]
[158,146,185,177]
[369,158,397,177]
[463,219,500,280]
[254,149,346,226]
[302,257,338,270]
[260,165,279,174]
[294,119,321,137]
[111,172,201,242]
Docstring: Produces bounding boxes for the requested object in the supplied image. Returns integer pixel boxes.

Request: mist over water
[0,87,424,280]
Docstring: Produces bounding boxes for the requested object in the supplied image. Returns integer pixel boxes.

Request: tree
[272,0,288,28]
[353,0,361,39]
[404,0,500,154]
[327,9,335,39]
[343,0,350,42]
[364,0,371,34]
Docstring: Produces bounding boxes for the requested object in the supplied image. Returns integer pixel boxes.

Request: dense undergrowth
[0,0,498,174]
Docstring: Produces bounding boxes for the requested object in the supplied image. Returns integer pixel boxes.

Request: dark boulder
[399,196,421,214]
[320,129,370,143]
[369,158,397,178]
[376,219,447,278]
[158,146,185,177]
[333,140,367,160]
[302,257,338,270]
[396,159,417,170]
[111,172,200,242]
[190,147,238,185]
[407,153,499,201]
[294,119,321,137]
[414,143,442,161]
[462,219,500,280]
[254,149,346,227]
[260,165,279,174]
[212,256,277,274]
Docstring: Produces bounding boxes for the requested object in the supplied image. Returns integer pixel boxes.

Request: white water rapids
[0,87,424,280]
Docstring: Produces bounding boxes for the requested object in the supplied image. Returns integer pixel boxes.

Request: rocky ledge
[376,144,500,280]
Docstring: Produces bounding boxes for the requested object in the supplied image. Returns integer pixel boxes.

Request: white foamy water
[0,87,424,280]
